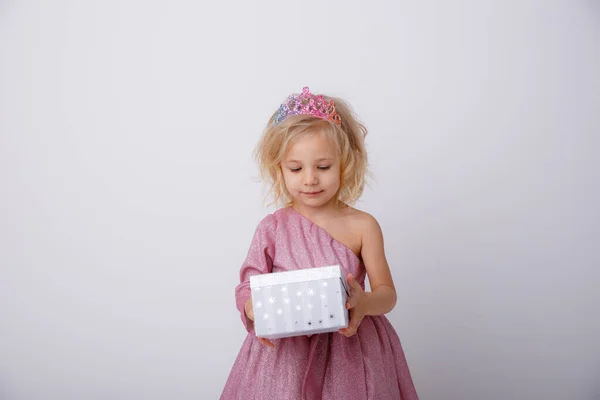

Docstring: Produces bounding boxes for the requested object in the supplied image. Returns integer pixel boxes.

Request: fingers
[339,322,358,337]
[346,273,362,291]
[245,299,255,321]
[339,312,363,337]
[257,337,276,348]
[345,274,364,310]
[346,295,358,310]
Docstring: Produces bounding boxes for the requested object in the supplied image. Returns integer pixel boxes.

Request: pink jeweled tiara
[273,86,342,126]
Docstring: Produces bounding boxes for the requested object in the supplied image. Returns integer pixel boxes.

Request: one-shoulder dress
[221,207,419,400]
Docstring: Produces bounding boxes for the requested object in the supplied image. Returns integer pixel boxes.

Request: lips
[302,190,323,195]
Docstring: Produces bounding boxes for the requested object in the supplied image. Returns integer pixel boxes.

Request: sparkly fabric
[273,86,342,126]
[221,208,419,400]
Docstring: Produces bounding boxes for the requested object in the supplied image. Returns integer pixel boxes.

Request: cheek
[325,170,341,187]
[282,171,298,187]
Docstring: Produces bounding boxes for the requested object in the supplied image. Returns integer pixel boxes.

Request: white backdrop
[1,1,599,399]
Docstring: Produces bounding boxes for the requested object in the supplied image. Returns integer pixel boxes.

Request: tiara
[273,86,342,126]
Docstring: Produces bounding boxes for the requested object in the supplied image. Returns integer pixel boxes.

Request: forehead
[284,133,338,160]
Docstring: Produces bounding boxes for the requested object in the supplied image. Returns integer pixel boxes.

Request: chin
[299,195,336,208]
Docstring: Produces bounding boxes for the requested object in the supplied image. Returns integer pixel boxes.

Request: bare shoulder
[345,207,393,292]
[342,207,381,234]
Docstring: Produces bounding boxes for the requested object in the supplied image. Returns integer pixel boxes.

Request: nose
[303,169,318,186]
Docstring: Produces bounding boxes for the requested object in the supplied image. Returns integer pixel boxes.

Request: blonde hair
[255,94,369,207]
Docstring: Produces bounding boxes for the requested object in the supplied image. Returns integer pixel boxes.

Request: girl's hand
[339,273,368,337]
[257,337,276,348]
[245,298,276,348]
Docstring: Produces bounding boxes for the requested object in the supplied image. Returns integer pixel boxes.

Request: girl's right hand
[245,299,276,348]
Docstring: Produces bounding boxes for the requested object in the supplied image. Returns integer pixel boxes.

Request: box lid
[250,265,346,289]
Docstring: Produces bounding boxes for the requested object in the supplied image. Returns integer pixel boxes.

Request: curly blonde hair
[255,93,369,207]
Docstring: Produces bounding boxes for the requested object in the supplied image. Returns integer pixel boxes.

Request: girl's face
[281,132,341,209]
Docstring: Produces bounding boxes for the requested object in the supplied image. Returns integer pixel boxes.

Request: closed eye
[288,166,330,172]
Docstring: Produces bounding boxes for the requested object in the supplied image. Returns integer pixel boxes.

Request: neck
[291,199,345,220]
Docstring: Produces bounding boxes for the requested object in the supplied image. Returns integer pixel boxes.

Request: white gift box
[250,265,349,339]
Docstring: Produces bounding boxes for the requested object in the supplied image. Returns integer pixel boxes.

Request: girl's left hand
[339,273,368,337]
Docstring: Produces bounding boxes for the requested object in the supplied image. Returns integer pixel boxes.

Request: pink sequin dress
[221,208,419,399]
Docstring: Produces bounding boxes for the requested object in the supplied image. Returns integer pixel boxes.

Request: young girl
[221,87,419,399]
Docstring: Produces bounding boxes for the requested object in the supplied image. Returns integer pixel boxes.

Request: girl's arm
[235,214,277,333]
[340,213,396,337]
[360,214,397,315]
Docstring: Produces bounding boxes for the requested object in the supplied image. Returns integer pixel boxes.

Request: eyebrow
[285,158,333,163]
